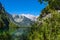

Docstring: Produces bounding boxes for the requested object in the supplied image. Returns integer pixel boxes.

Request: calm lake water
[9,27,31,40]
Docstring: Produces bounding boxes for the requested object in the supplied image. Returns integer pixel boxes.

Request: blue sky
[0,0,47,16]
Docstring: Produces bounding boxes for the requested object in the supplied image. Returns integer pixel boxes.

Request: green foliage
[1,0,60,40]
[27,0,60,40]
[27,10,60,40]
[9,21,19,34]
[39,0,60,10]
[38,0,60,19]
[0,9,9,31]
[0,11,11,40]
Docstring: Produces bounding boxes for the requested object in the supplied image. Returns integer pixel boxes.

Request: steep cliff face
[0,2,9,31]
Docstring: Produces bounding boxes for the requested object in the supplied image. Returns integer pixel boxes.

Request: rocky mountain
[20,14,38,21]
[0,3,37,27]
[8,14,37,27]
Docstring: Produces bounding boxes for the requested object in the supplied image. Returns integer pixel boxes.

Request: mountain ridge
[8,14,37,27]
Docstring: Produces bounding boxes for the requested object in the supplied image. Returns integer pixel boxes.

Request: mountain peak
[12,14,38,21]
[8,14,37,27]
[20,14,38,21]
[12,14,27,23]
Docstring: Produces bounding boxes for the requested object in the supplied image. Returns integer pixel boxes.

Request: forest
[0,0,60,40]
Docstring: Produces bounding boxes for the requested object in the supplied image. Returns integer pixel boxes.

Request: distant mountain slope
[8,14,37,27]
[20,14,38,21]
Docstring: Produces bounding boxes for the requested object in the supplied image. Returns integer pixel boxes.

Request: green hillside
[27,0,60,40]
[0,3,19,40]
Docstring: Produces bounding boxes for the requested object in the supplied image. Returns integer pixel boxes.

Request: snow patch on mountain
[19,14,38,21]
[10,14,38,27]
